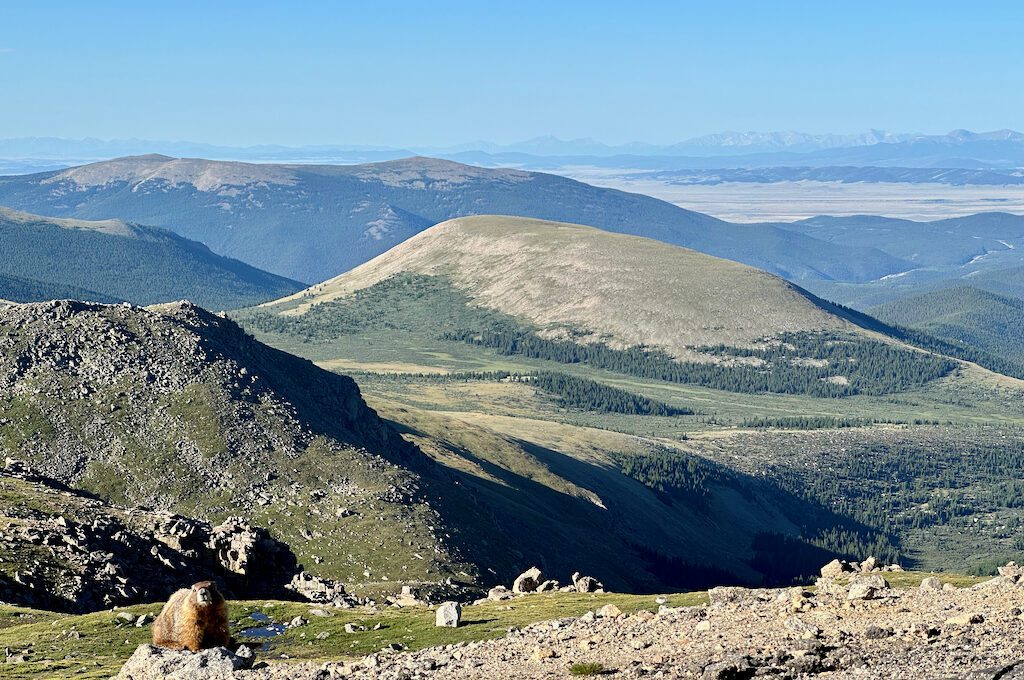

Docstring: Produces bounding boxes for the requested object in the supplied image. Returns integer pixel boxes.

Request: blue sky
[1,1,1021,146]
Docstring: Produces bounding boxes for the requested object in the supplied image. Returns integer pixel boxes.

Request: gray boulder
[435,601,461,628]
[847,573,890,600]
[113,644,254,679]
[820,559,853,579]
[512,567,543,594]
[571,572,602,593]
[487,585,512,601]
[999,561,1024,582]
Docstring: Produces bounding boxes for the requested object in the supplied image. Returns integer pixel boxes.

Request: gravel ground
[118,575,1024,679]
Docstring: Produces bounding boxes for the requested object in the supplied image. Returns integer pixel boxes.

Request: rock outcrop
[0,461,306,612]
[571,571,603,593]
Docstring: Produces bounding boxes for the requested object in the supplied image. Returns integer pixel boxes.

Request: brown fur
[152,580,232,651]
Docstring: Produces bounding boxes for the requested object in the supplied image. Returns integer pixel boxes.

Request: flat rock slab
[114,644,254,679]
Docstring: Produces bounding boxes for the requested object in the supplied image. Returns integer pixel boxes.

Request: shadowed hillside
[0,207,303,308]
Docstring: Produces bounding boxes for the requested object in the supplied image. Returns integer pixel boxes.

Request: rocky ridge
[0,299,474,592]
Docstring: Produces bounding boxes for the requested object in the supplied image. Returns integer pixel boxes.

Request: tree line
[442,327,955,397]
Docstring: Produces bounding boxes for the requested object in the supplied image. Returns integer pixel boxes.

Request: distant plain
[561,170,1024,222]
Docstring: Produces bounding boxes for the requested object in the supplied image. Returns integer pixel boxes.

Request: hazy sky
[1,1,1022,146]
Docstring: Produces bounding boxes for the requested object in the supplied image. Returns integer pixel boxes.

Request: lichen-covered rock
[847,574,890,601]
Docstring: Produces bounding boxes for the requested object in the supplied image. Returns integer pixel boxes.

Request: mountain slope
[963,265,1024,300]
[0,272,120,304]
[0,155,908,284]
[0,207,303,308]
[0,299,890,595]
[869,287,1024,371]
[783,212,1024,268]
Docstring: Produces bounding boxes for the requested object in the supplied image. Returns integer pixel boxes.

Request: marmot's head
[190,581,223,608]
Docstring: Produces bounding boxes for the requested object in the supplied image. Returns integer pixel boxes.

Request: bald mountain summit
[0,155,907,284]
[246,216,955,398]
[0,207,302,308]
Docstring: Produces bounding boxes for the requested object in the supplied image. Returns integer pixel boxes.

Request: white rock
[435,601,461,628]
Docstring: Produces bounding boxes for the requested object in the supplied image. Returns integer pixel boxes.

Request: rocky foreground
[114,566,1024,680]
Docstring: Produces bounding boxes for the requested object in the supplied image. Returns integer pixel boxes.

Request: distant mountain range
[2,155,1023,308]
[629,166,1024,186]
[0,207,303,308]
[2,129,1022,173]
[435,129,1024,158]
[0,155,908,284]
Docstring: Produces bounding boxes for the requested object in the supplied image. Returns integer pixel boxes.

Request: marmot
[152,580,232,651]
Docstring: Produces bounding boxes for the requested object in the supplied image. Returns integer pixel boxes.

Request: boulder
[513,567,543,594]
[536,579,559,592]
[919,577,943,591]
[435,601,461,628]
[113,644,254,679]
[487,586,512,601]
[864,624,892,639]
[701,655,756,679]
[860,556,878,572]
[973,576,1017,590]
[571,572,602,593]
[707,586,754,606]
[820,559,853,579]
[596,603,622,618]
[847,574,889,601]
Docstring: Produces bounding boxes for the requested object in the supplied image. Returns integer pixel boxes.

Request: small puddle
[239,612,287,640]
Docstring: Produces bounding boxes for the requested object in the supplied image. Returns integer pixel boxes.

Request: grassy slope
[357,373,1024,572]
[370,395,805,589]
[0,573,987,680]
